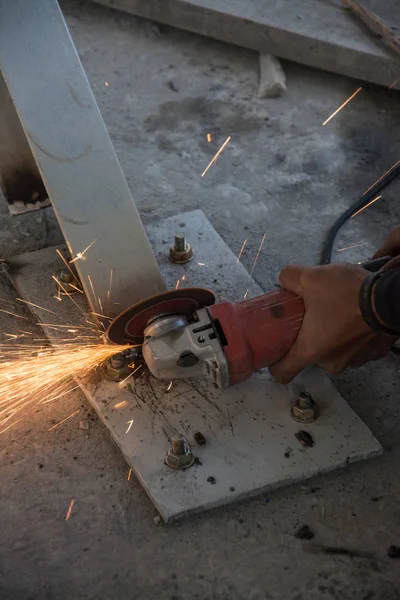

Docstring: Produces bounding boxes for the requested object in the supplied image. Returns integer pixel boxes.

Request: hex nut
[291,394,319,423]
[165,448,195,470]
[104,360,132,382]
[169,242,194,264]
[57,268,82,294]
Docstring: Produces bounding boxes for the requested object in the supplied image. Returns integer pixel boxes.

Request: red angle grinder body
[107,287,305,386]
[208,290,304,384]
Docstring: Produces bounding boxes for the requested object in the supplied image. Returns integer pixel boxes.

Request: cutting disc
[107,288,215,345]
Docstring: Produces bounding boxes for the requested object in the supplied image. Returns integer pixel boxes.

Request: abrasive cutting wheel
[107,288,215,345]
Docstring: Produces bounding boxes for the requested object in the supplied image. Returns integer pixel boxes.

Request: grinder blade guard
[106,288,230,386]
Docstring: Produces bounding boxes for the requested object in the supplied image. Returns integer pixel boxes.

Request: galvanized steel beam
[0,0,165,316]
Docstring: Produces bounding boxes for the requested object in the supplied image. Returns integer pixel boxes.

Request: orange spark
[69,284,83,294]
[0,308,29,320]
[52,276,86,316]
[182,275,186,281]
[243,289,249,300]
[166,381,173,392]
[236,239,247,263]
[114,401,128,409]
[351,195,382,218]
[363,159,400,196]
[56,249,78,281]
[98,296,104,316]
[0,342,130,432]
[118,364,143,387]
[90,312,112,320]
[87,275,97,305]
[201,136,231,177]
[207,133,211,142]
[175,279,180,289]
[322,87,362,126]
[389,76,400,90]
[16,298,55,315]
[48,409,80,432]
[198,262,205,266]
[65,500,75,521]
[70,239,97,264]
[107,269,114,314]
[250,233,266,276]
[128,468,132,481]
[105,81,109,87]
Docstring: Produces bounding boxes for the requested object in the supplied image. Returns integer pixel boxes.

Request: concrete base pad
[10,210,382,521]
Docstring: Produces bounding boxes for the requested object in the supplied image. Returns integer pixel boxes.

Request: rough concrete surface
[1,0,400,598]
[91,0,400,88]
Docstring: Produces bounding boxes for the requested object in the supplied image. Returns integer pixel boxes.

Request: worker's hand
[269,263,396,384]
[374,225,400,259]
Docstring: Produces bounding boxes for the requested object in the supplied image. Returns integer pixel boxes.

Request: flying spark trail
[0,341,130,433]
[362,159,400,196]
[48,409,80,431]
[236,239,247,263]
[56,249,78,282]
[114,401,128,409]
[87,275,100,314]
[243,289,249,300]
[125,419,134,434]
[0,296,20,306]
[107,269,113,315]
[389,76,400,89]
[198,262,205,266]
[70,239,97,264]
[16,298,55,315]
[65,500,75,521]
[250,233,266,276]
[322,87,362,126]
[207,133,211,142]
[166,381,173,392]
[175,279,180,289]
[201,136,231,177]
[97,296,104,317]
[52,276,86,317]
[118,364,143,387]
[91,312,112,320]
[337,242,367,252]
[0,308,29,320]
[351,195,382,218]
[69,284,83,294]
[128,468,132,481]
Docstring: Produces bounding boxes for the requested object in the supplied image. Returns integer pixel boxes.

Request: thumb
[279,264,306,294]
[380,256,400,271]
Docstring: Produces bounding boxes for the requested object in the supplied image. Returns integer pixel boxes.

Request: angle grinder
[107,257,390,388]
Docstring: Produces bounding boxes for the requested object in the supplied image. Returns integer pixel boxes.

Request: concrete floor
[1,1,400,598]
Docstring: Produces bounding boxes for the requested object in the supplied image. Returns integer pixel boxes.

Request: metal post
[0,0,165,317]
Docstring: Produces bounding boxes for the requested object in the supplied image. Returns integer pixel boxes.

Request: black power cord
[320,162,400,353]
[320,161,400,265]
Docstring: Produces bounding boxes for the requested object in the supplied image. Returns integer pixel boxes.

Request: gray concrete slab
[91,0,400,88]
[9,211,381,521]
[1,1,400,598]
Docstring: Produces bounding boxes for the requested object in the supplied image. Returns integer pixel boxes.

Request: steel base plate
[10,210,382,521]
